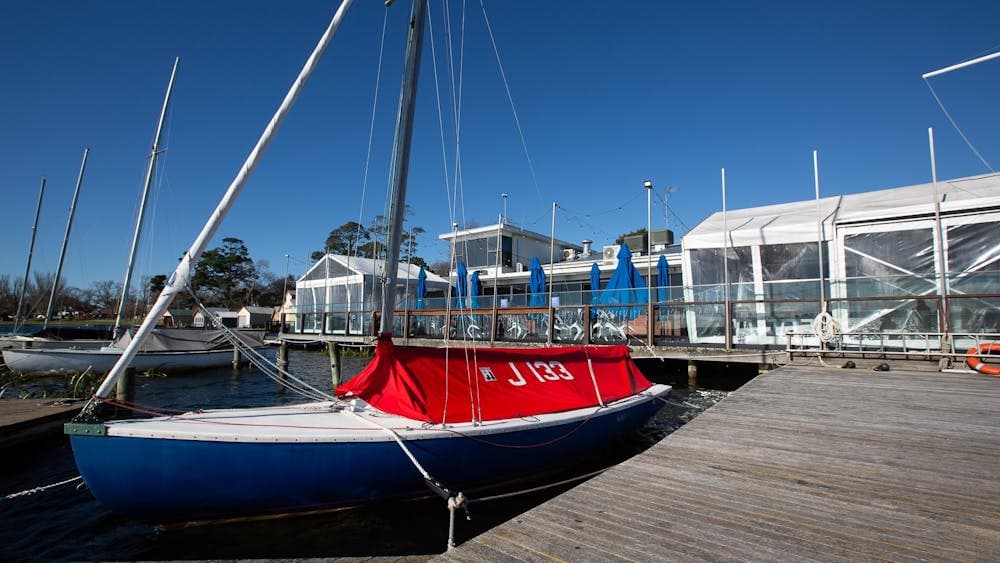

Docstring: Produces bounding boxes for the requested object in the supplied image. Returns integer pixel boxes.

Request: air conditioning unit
[602,245,619,264]
[563,248,577,261]
[515,262,525,272]
[650,229,675,246]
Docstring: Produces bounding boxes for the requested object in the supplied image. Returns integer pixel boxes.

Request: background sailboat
[3,58,265,375]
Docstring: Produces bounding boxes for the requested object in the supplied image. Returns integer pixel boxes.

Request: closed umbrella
[470,271,481,309]
[455,262,468,309]
[415,266,427,310]
[656,254,669,303]
[590,262,601,304]
[598,243,647,319]
[528,257,546,308]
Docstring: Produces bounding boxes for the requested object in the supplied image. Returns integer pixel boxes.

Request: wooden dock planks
[437,366,1000,561]
[0,399,83,451]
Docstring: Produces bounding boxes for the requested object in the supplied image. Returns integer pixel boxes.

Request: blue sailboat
[67,0,670,530]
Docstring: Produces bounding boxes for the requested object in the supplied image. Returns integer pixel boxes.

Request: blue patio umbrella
[590,262,601,304]
[455,262,468,309]
[469,270,482,309]
[656,254,669,303]
[415,266,427,310]
[528,257,546,308]
[598,243,647,319]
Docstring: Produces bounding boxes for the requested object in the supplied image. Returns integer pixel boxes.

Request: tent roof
[240,306,276,315]
[298,254,449,288]
[196,307,238,318]
[684,173,1000,248]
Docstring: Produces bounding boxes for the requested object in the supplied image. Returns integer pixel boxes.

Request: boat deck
[437,365,1000,561]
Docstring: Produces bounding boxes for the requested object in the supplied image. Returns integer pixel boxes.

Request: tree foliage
[315,206,428,267]
[191,237,259,309]
[615,227,648,245]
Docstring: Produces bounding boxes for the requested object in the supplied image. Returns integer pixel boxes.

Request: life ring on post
[966,343,1000,376]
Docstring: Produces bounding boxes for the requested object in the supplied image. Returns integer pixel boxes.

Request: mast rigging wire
[478,0,544,208]
[923,78,994,172]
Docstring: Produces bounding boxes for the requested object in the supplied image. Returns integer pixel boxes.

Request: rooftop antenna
[501,192,509,225]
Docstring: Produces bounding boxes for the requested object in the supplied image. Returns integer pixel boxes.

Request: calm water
[0,347,725,561]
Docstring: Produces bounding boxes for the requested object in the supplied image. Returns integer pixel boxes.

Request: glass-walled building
[295,254,449,334]
[681,172,1000,346]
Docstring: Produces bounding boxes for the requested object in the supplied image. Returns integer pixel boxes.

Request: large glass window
[844,228,935,296]
[760,242,828,280]
[947,221,1000,294]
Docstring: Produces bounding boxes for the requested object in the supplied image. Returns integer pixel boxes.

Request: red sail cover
[336,339,653,424]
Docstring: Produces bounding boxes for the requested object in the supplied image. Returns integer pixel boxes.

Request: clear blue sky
[2,1,998,289]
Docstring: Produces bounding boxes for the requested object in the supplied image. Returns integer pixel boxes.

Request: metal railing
[280,283,1000,356]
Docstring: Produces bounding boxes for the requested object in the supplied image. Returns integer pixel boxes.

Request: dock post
[116,367,135,403]
[329,342,342,387]
[687,360,698,389]
[232,346,241,369]
[277,340,289,378]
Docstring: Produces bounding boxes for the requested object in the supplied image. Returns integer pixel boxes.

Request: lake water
[0,346,725,561]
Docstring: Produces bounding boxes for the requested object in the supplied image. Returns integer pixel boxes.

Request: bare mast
[44,148,89,330]
[379,0,427,336]
[113,57,180,339]
[14,178,46,329]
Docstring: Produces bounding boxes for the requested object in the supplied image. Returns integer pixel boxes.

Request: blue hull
[70,398,663,525]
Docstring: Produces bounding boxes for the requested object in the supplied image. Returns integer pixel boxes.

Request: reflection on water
[0,347,725,561]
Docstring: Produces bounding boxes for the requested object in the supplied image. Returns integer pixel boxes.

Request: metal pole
[644,180,653,344]
[45,148,89,330]
[721,167,731,350]
[928,128,950,332]
[114,57,180,339]
[281,253,290,333]
[490,217,502,342]
[445,222,457,341]
[15,178,46,329]
[548,202,556,345]
[379,0,427,336]
[922,51,1000,79]
[813,150,826,313]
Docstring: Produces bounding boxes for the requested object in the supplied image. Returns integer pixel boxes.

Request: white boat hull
[2,346,261,375]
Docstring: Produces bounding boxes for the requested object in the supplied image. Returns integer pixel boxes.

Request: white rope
[4,475,82,500]
[347,409,432,481]
[585,356,605,407]
[812,311,840,343]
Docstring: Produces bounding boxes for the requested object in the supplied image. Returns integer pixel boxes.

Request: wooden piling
[116,366,135,403]
[329,342,342,387]
[277,340,289,376]
[232,346,241,369]
[687,360,698,389]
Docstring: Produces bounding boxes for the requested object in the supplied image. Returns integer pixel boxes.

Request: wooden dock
[438,365,1000,561]
[0,399,83,451]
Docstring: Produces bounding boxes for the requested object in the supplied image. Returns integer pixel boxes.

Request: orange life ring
[966,343,1000,376]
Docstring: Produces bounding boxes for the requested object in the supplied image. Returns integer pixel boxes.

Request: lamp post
[644,180,653,345]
